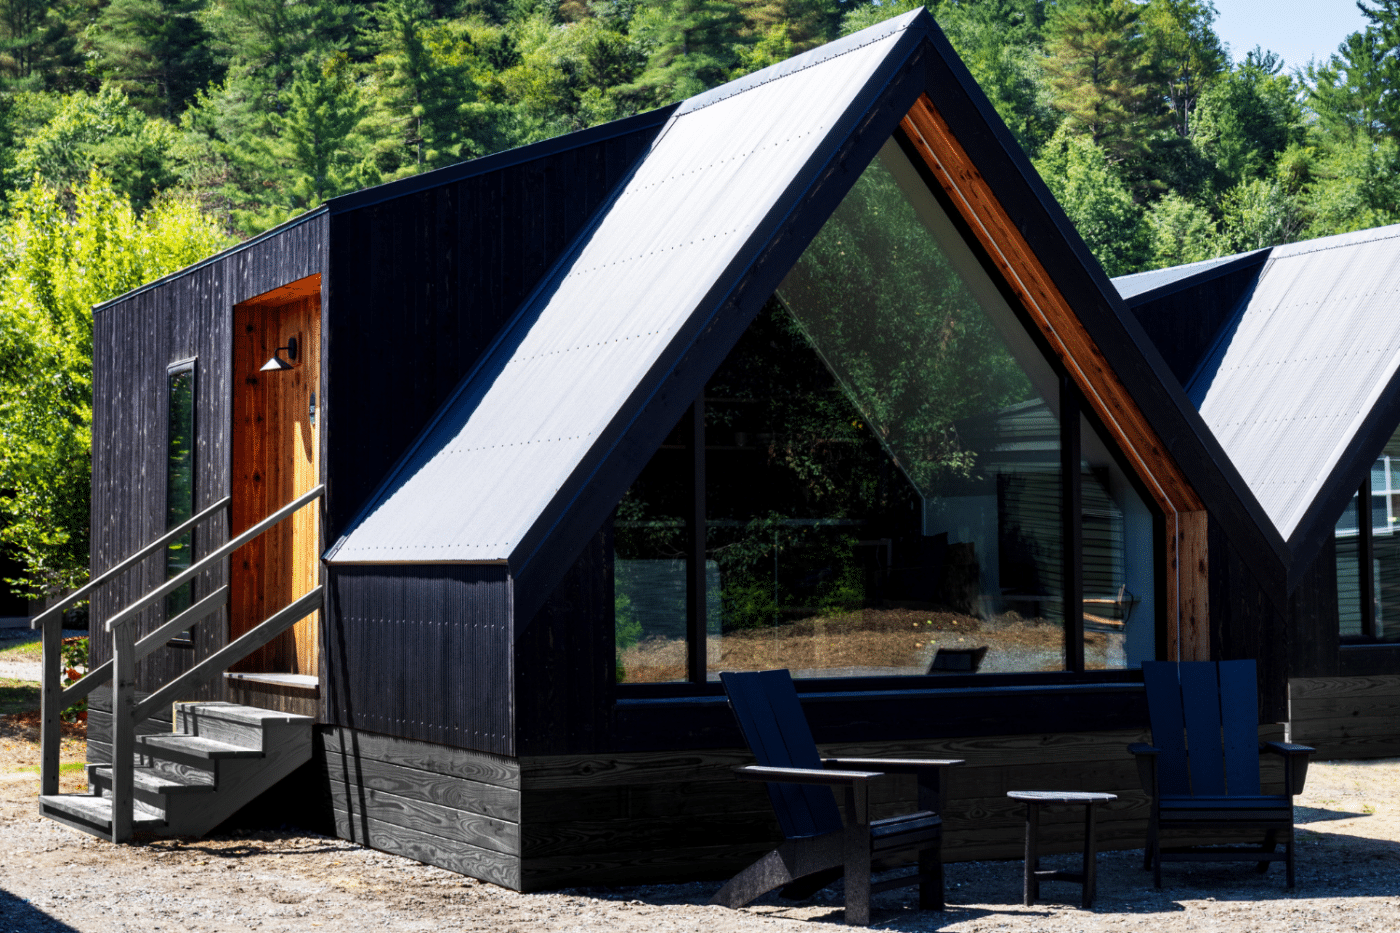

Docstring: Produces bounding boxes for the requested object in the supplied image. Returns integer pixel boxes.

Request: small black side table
[1008,790,1117,909]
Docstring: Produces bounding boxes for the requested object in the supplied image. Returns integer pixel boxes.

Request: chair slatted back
[1142,660,1261,797]
[720,670,844,840]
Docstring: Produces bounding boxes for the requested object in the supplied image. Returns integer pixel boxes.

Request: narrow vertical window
[166,361,196,643]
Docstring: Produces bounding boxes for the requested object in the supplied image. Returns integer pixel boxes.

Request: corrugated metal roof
[329,11,924,565]
[1187,222,1400,539]
[1112,250,1261,301]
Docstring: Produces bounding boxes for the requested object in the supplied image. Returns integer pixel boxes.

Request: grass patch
[0,635,41,663]
[12,760,85,775]
[0,677,40,716]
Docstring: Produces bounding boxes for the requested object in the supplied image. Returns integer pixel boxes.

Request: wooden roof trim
[898,95,1204,515]
[235,273,322,309]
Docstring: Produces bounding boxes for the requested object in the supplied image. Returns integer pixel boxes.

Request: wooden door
[230,277,322,676]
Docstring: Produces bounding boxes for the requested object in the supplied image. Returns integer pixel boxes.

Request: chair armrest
[733,764,883,786]
[1261,741,1314,796]
[823,758,964,814]
[821,757,965,773]
[1127,743,1160,800]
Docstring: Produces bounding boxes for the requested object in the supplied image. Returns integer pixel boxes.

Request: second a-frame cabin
[1118,226,1400,760]
[43,8,1314,890]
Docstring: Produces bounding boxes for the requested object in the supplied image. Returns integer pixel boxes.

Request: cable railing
[35,485,325,842]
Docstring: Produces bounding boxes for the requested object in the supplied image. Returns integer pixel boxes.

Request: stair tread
[178,702,314,726]
[41,794,164,828]
[138,734,263,759]
[92,765,215,794]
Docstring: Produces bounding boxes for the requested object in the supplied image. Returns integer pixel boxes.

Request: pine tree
[0,0,81,91]
[87,0,219,118]
[367,0,474,169]
[1042,0,1167,166]
[1140,0,1226,137]
[623,0,742,106]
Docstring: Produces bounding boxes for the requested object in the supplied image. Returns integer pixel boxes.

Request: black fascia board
[1282,366,1400,591]
[324,105,679,216]
[1118,249,1271,310]
[911,27,1293,605]
[505,22,937,628]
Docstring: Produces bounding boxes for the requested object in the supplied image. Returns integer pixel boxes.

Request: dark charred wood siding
[325,564,514,755]
[1126,258,1267,386]
[322,128,664,545]
[1209,514,1341,722]
[89,213,329,698]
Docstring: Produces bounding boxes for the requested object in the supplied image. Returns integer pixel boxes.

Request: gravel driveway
[3,720,1400,932]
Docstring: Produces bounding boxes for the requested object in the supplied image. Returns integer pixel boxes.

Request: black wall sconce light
[261,336,298,372]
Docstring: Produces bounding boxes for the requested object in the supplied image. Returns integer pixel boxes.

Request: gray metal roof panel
[1187,223,1400,539]
[329,16,918,564]
[1112,250,1260,301]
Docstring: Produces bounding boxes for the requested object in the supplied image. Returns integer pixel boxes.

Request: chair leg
[711,834,844,910]
[1257,829,1278,873]
[844,828,872,926]
[1152,831,1162,889]
[1143,811,1158,872]
[1286,829,1296,890]
[919,836,945,911]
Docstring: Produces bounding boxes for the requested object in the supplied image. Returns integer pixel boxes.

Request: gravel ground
[0,630,87,683]
[3,716,1400,932]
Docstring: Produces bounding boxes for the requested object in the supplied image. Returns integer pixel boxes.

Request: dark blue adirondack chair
[1131,661,1313,888]
[715,670,962,926]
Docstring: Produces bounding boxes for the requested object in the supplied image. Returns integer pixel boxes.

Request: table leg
[1023,801,1039,907]
[1082,802,1098,909]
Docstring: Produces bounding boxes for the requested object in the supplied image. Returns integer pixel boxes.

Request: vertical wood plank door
[231,277,322,676]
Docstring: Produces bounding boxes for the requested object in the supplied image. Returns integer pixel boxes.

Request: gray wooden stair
[39,701,312,840]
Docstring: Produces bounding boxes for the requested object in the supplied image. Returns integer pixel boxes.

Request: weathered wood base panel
[1289,675,1400,758]
[517,727,1289,891]
[318,726,522,890]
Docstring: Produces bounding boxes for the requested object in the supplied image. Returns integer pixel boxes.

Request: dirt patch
[3,712,1400,932]
[620,608,1118,682]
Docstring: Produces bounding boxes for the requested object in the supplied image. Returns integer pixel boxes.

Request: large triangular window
[613,135,1156,684]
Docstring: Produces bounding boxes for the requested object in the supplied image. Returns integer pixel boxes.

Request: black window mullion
[1360,480,1378,640]
[687,395,707,684]
[1061,379,1084,673]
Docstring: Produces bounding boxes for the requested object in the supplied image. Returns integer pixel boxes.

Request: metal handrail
[31,496,231,630]
[105,485,324,632]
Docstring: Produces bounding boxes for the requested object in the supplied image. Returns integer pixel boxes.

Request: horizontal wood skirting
[320,726,520,789]
[330,809,521,891]
[1289,675,1400,758]
[516,728,1289,890]
[318,726,523,889]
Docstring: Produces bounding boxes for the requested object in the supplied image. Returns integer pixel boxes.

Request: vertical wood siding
[325,564,513,755]
[322,130,659,545]
[89,214,329,697]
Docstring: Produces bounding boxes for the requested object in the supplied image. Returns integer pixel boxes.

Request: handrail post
[110,621,135,843]
[38,616,62,796]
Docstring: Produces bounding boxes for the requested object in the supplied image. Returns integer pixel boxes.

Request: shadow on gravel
[0,888,82,932]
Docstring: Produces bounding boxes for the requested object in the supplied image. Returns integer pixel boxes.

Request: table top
[1007,790,1118,804]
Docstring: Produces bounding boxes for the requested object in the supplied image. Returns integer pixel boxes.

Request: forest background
[1,0,1398,598]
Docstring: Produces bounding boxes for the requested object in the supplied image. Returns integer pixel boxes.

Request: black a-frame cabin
[54,8,1314,889]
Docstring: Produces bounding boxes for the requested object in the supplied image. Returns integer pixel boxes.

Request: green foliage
[1144,190,1215,268]
[1034,127,1147,274]
[60,634,87,721]
[87,0,220,118]
[0,172,231,595]
[0,0,82,92]
[11,85,181,211]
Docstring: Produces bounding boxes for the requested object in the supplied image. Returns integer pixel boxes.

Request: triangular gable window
[613,133,1156,685]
